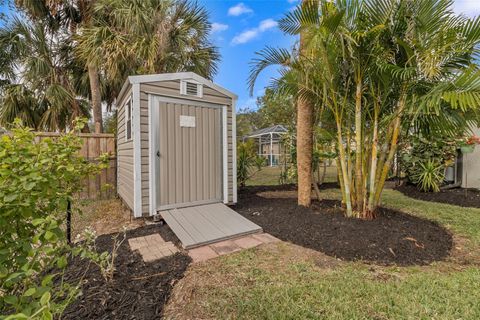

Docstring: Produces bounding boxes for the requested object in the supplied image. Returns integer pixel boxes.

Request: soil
[233,185,453,266]
[62,224,190,320]
[396,183,480,208]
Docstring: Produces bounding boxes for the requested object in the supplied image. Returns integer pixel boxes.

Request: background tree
[0,18,90,131]
[75,0,220,96]
[256,88,296,129]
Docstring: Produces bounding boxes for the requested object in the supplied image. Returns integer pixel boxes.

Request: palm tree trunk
[373,94,406,207]
[335,116,353,216]
[297,96,313,207]
[296,0,314,207]
[354,79,363,212]
[367,106,379,213]
[88,63,103,133]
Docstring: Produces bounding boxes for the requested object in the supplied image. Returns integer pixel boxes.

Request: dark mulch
[62,224,191,320]
[233,186,453,266]
[396,183,480,208]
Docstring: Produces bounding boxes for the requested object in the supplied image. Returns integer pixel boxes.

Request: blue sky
[1,0,479,112]
[197,0,297,111]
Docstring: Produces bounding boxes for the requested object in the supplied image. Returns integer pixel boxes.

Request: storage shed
[116,72,238,218]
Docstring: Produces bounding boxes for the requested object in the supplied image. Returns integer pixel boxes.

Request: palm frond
[248,47,293,95]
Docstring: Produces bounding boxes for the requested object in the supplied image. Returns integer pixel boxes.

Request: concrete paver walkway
[128,232,280,263]
[128,233,179,262]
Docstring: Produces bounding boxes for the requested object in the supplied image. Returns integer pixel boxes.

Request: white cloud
[452,0,480,17]
[259,19,278,32]
[211,22,229,33]
[228,3,253,16]
[231,19,279,45]
[232,29,259,45]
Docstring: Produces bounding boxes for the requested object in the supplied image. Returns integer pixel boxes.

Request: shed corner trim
[132,83,142,218]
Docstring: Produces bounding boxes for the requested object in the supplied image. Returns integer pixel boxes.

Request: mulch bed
[396,183,480,208]
[62,224,191,320]
[233,185,453,266]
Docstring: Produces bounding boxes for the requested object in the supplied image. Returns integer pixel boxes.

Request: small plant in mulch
[75,226,127,282]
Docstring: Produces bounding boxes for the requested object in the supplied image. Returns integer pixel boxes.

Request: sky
[1,0,479,112]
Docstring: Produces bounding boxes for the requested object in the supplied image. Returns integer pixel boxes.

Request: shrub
[237,140,263,188]
[400,135,459,192]
[0,119,107,319]
[410,160,445,192]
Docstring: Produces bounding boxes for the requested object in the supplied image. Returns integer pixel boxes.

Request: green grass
[209,260,480,319]
[246,165,338,186]
[166,188,480,319]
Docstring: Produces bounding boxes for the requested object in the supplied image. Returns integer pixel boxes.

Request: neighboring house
[244,125,288,166]
[459,127,480,189]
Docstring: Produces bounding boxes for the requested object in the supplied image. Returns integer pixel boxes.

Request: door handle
[157,151,160,157]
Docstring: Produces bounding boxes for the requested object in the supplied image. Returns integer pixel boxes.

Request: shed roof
[246,125,288,138]
[117,72,238,103]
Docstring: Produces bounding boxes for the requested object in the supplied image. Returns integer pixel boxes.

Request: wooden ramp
[160,203,262,249]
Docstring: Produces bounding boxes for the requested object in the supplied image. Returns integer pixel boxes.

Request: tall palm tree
[296,0,315,207]
[0,18,90,131]
[75,0,220,96]
[11,0,220,132]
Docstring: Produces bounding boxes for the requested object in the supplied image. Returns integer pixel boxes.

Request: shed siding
[116,87,134,211]
[139,81,234,216]
[462,127,480,189]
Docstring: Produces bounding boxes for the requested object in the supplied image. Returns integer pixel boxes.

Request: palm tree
[13,0,105,132]
[75,0,220,95]
[10,0,220,132]
[0,18,90,131]
[296,0,315,207]
[250,0,480,218]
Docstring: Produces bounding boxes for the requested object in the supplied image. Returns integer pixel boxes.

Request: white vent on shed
[180,80,203,98]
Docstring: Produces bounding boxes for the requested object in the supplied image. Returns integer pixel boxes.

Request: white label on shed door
[180,115,196,128]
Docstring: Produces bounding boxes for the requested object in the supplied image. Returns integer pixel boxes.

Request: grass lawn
[165,187,480,319]
[246,165,338,186]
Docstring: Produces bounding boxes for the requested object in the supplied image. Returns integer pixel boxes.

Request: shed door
[156,100,222,209]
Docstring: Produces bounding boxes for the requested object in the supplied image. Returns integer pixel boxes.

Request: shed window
[125,98,132,141]
[180,80,203,98]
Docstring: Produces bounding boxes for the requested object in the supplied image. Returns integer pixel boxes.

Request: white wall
[462,127,480,189]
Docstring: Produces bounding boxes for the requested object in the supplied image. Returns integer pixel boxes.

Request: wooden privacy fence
[35,132,117,199]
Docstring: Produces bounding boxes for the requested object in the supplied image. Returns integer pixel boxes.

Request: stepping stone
[233,235,263,249]
[188,245,219,263]
[128,233,179,262]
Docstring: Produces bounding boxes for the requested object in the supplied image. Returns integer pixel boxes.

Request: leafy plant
[77,227,127,282]
[411,160,445,192]
[400,134,460,191]
[237,141,263,188]
[0,119,107,319]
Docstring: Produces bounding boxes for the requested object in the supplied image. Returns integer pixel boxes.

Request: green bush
[237,140,263,188]
[0,119,106,319]
[410,160,445,192]
[400,135,459,192]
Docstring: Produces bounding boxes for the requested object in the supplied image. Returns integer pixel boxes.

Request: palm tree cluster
[0,0,219,132]
[249,0,480,218]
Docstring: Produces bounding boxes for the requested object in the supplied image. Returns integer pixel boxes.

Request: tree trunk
[296,0,314,207]
[354,80,363,212]
[367,106,379,214]
[335,116,353,216]
[297,96,313,207]
[88,63,103,133]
